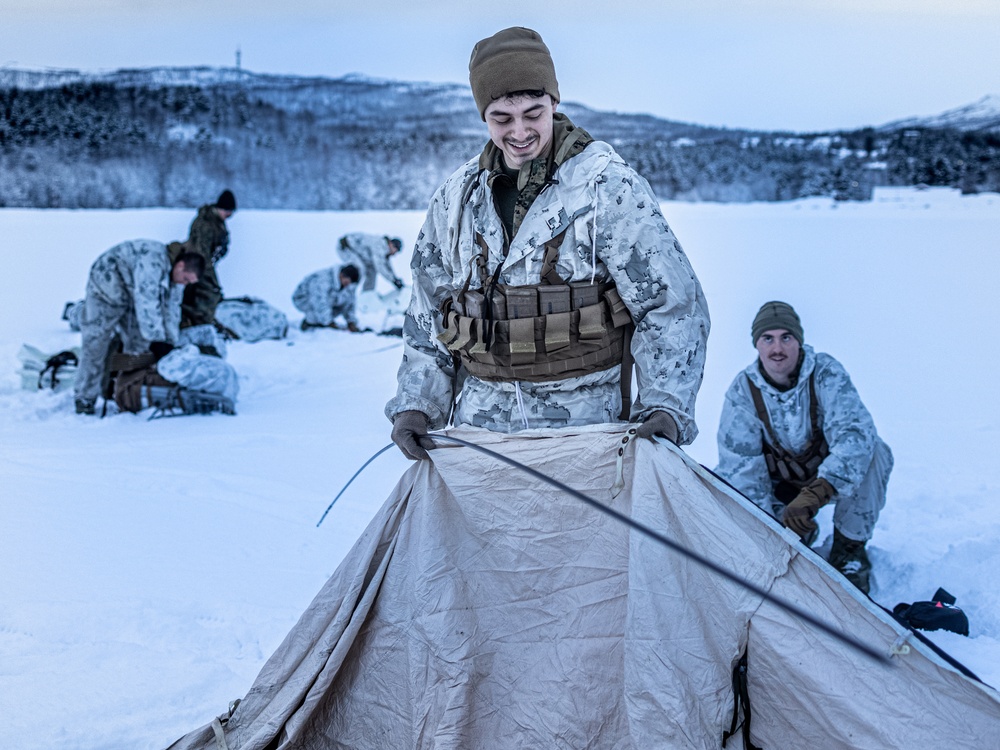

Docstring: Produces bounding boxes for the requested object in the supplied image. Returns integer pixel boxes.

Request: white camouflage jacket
[385,141,710,442]
[715,345,887,508]
[86,239,182,346]
[292,268,358,327]
[339,233,402,286]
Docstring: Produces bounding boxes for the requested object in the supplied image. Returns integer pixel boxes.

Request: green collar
[478,113,593,238]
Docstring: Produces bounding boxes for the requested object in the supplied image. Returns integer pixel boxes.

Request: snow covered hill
[3,65,999,210]
[2,192,1000,748]
[880,94,1000,132]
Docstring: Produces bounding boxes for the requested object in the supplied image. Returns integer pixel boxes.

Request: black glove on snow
[391,410,436,460]
[635,410,679,444]
[149,341,175,360]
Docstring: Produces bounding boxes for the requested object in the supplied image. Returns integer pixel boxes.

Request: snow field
[1,192,999,748]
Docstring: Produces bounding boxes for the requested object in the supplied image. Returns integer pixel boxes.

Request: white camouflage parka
[337,232,402,292]
[385,138,710,443]
[85,239,183,350]
[292,267,359,327]
[716,344,890,510]
[74,239,183,404]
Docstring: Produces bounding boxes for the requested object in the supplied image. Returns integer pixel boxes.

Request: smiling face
[484,93,557,169]
[755,328,801,386]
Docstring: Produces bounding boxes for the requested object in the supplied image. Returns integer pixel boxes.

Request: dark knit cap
[751,301,804,344]
[216,189,237,212]
[469,27,560,120]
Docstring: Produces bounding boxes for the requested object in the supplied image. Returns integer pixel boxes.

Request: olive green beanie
[751,301,804,345]
[469,27,560,120]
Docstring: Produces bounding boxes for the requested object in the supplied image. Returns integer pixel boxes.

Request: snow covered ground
[2,190,999,749]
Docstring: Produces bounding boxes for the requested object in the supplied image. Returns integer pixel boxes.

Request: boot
[74,398,96,415]
[828,529,871,594]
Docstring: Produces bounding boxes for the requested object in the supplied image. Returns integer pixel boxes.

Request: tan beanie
[751,301,804,345]
[469,27,560,120]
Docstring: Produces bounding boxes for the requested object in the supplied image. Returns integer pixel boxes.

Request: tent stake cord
[316,443,396,527]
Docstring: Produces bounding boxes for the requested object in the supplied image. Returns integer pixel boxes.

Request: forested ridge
[1,67,997,208]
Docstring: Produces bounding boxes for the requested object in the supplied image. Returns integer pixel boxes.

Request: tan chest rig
[436,231,636,417]
[746,372,830,500]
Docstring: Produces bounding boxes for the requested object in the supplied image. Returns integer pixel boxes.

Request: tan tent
[167,425,1000,749]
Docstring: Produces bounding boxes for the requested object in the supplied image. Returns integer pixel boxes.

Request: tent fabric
[215,297,289,342]
[166,424,1000,750]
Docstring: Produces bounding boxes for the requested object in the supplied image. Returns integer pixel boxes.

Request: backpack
[214,296,289,342]
[112,364,235,417]
[113,365,175,413]
[18,345,80,392]
[892,588,969,637]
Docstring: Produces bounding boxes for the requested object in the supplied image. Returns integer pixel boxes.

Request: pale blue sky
[3,0,999,132]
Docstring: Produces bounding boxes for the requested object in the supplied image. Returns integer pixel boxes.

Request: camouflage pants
[291,283,328,326]
[74,295,150,404]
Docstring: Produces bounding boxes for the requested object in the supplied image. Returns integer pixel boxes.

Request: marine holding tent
[162,26,1000,750]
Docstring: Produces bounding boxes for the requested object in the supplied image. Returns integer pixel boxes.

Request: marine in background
[386,26,710,461]
[292,264,362,332]
[715,301,893,593]
[335,233,404,292]
[73,239,203,414]
[168,189,237,329]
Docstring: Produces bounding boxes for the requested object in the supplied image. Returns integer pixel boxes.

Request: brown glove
[782,477,835,539]
[391,410,436,460]
[635,411,679,444]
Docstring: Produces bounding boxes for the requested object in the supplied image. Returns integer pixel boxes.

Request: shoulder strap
[807,371,821,440]
[746,375,781,447]
[474,233,492,289]
[540,230,568,286]
[748,372,824,447]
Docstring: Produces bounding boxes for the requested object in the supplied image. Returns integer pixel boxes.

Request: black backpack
[38,350,78,389]
[893,588,969,637]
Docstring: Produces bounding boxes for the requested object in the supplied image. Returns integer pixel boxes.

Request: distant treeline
[1,76,998,209]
